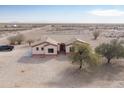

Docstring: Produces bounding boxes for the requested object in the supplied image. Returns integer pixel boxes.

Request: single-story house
[31,37,89,56]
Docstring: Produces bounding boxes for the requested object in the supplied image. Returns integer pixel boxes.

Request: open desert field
[0,24,124,87]
[0,45,124,87]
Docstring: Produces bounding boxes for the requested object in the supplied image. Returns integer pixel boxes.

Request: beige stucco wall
[32,43,58,55]
[32,42,75,55]
[57,44,60,51]
[66,44,72,53]
[44,45,58,55]
[32,43,47,54]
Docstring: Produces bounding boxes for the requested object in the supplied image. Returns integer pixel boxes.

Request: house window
[48,48,54,53]
[36,47,39,51]
[41,47,44,50]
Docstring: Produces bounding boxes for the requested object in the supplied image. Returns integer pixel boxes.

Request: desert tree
[8,34,25,45]
[15,33,25,45]
[95,39,124,64]
[7,36,16,45]
[92,30,100,40]
[26,39,34,46]
[70,42,100,70]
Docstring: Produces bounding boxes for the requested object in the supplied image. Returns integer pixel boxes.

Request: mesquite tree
[95,39,124,63]
[70,42,99,70]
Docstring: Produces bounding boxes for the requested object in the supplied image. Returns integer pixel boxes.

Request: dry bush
[26,39,34,46]
[15,34,25,45]
[92,30,100,40]
[7,36,17,45]
[7,34,25,45]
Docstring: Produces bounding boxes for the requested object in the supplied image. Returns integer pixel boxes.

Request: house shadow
[55,54,70,62]
[43,63,124,88]
[17,56,54,64]
[17,54,70,64]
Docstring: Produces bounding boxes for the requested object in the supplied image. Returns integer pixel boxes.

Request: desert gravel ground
[0,27,124,87]
[0,46,124,87]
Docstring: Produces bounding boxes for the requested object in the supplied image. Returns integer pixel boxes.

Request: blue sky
[0,5,124,23]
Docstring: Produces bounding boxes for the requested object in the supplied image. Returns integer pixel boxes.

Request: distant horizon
[1,5,124,23]
[1,22,124,24]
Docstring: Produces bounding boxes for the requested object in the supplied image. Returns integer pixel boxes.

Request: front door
[60,43,65,54]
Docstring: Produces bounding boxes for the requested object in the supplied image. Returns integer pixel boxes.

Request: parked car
[0,45,14,51]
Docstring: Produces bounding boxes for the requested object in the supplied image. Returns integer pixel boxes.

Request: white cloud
[89,9,124,16]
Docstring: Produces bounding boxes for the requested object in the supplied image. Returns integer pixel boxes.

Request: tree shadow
[43,63,124,88]
[55,55,70,62]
